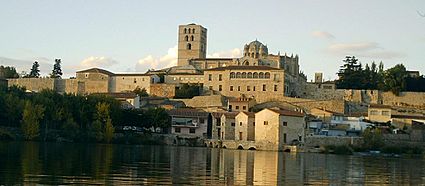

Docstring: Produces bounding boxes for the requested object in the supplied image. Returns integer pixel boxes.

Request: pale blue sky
[1,0,424,80]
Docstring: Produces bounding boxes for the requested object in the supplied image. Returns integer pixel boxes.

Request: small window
[243,106,247,110]
[219,85,222,91]
[263,84,266,91]
[231,122,235,127]
[187,43,192,50]
[253,86,256,91]
[283,122,287,126]
[247,86,250,91]
[85,73,89,78]
[230,86,233,91]
[253,122,255,126]
[264,121,268,125]
[235,106,239,110]
[200,119,205,124]
[284,133,287,143]
[175,128,181,133]
[219,74,222,81]
[185,35,188,41]
[274,85,278,91]
[189,128,196,133]
[238,86,241,91]
[191,35,194,41]
[239,122,242,126]
[382,111,390,116]
[209,86,213,90]
[134,78,137,83]
[208,74,212,81]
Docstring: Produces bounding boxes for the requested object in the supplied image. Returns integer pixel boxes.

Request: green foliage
[362,128,384,150]
[50,59,63,78]
[174,83,201,99]
[0,65,19,78]
[144,108,171,131]
[29,61,40,78]
[133,87,149,97]
[0,128,15,140]
[21,101,45,140]
[383,64,408,95]
[336,57,423,93]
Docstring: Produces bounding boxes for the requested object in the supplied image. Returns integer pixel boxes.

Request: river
[0,141,424,185]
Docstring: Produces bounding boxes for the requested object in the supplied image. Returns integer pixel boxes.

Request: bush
[324,145,353,155]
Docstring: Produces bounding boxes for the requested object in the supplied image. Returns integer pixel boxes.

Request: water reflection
[0,141,424,185]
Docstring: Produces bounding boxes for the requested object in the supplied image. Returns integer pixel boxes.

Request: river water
[0,141,424,185]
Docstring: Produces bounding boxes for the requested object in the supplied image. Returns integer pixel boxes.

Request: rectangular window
[239,122,242,126]
[274,85,278,91]
[235,106,239,110]
[247,86,250,91]
[200,119,205,124]
[370,110,379,115]
[253,86,256,91]
[175,128,181,133]
[382,111,390,116]
[238,86,241,91]
[189,128,196,133]
[231,122,235,127]
[239,132,243,140]
[230,86,233,91]
[242,106,247,110]
[283,121,288,126]
[208,74,212,81]
[253,122,255,126]
[284,133,287,143]
[209,86,213,90]
[229,105,232,111]
[264,121,268,125]
[299,135,302,142]
[263,84,266,91]
[219,85,222,91]
[219,74,222,81]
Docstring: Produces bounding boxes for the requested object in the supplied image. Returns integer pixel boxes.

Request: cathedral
[173,23,307,98]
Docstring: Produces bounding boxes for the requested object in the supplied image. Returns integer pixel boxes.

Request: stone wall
[150,84,176,98]
[304,136,363,148]
[381,91,425,109]
[7,78,55,92]
[254,96,346,114]
[302,83,345,100]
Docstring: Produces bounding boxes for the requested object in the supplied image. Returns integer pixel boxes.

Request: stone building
[228,96,256,112]
[173,23,308,99]
[167,108,210,138]
[220,112,238,140]
[368,104,392,123]
[203,66,286,100]
[254,108,305,151]
[235,112,255,141]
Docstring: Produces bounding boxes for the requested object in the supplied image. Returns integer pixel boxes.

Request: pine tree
[29,61,40,78]
[50,59,63,78]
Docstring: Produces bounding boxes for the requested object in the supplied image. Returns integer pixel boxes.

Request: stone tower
[315,72,323,83]
[177,23,207,66]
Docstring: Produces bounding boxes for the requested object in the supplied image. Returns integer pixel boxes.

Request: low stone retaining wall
[305,136,363,148]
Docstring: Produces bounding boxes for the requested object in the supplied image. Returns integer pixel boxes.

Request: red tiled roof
[369,104,392,109]
[167,108,209,117]
[268,109,305,117]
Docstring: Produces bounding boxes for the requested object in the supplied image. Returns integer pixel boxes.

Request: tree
[91,102,115,143]
[362,128,384,150]
[50,59,63,78]
[21,101,45,140]
[29,61,40,78]
[174,83,201,98]
[336,56,364,89]
[133,87,149,97]
[383,64,408,95]
[0,65,19,78]
[145,108,170,132]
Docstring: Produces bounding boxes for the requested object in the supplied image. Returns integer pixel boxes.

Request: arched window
[230,72,235,78]
[236,72,242,78]
[185,35,188,41]
[192,28,195,33]
[242,72,247,78]
[253,72,259,78]
[247,72,253,78]
[265,72,270,79]
[191,35,194,41]
[243,60,249,66]
[259,72,264,78]
[187,43,192,50]
[256,52,259,58]
[184,28,187,34]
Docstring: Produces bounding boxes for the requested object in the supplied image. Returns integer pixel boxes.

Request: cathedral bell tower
[177,23,207,66]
